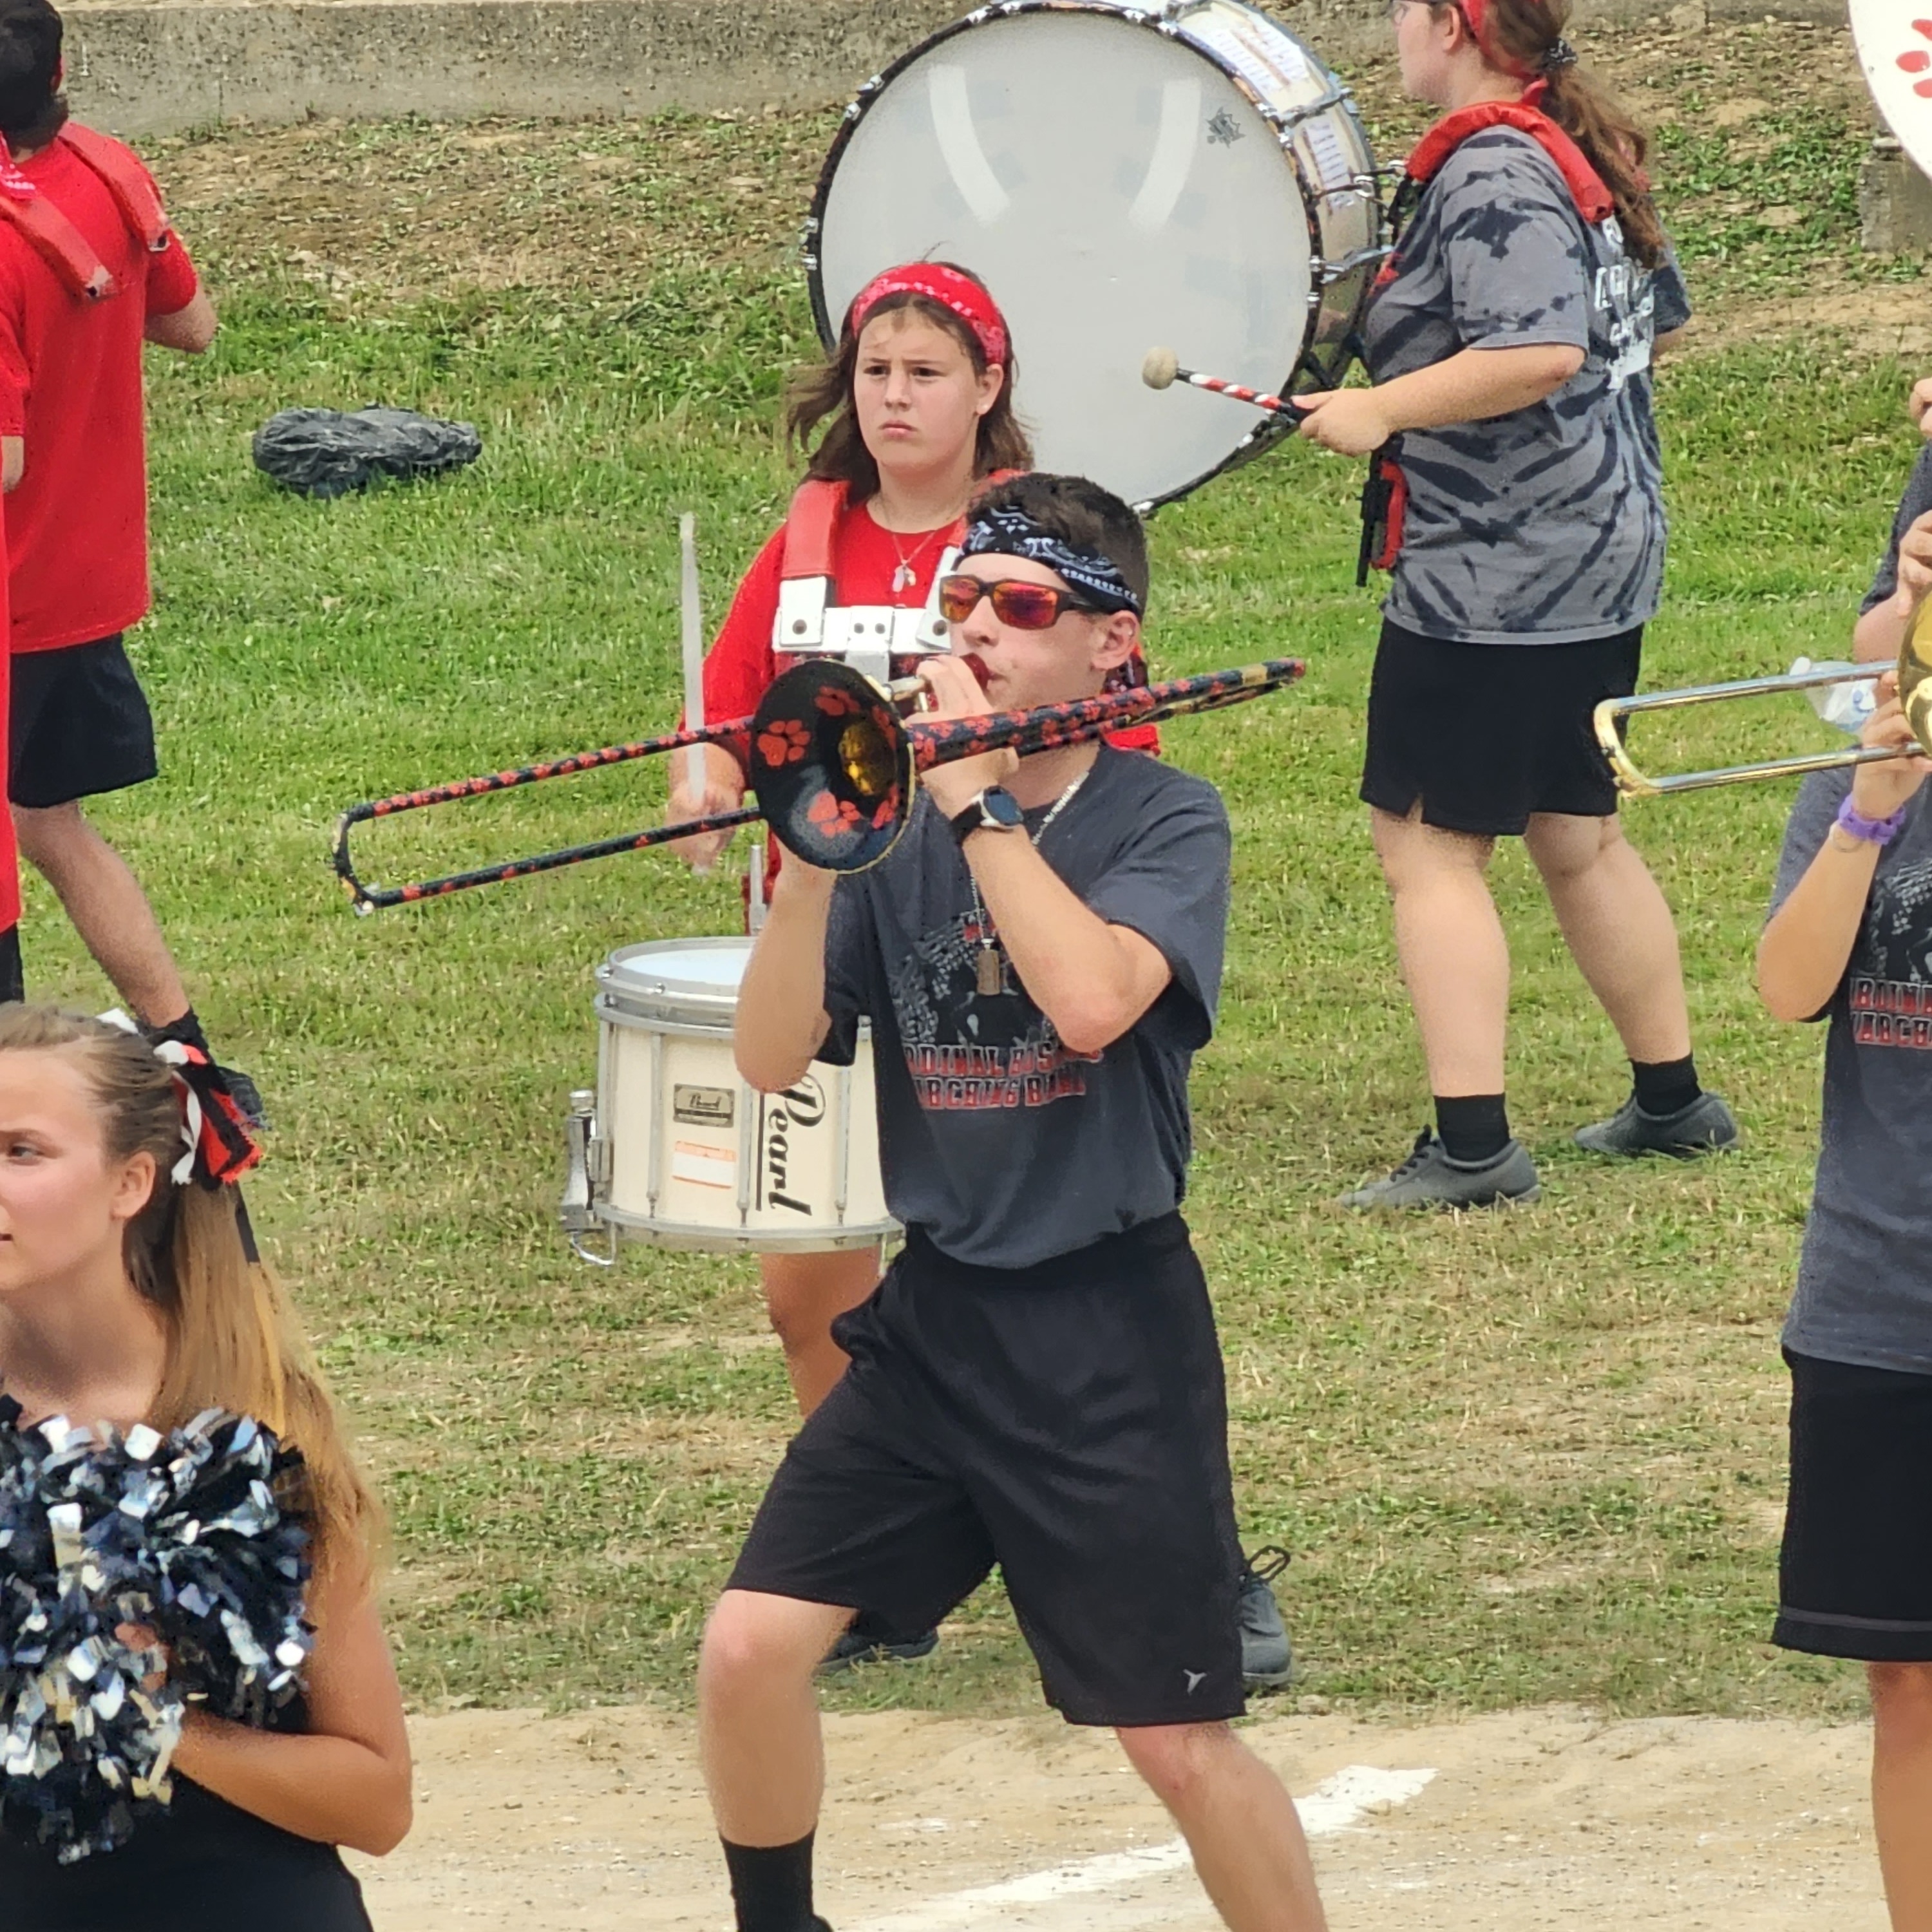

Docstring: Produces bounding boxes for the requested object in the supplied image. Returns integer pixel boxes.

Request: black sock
[722,1833,817,1932]
[146,1007,212,1058]
[1434,1093,1510,1165]
[1631,1054,1700,1118]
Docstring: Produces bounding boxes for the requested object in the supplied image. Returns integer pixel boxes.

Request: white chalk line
[849,1764,1437,1932]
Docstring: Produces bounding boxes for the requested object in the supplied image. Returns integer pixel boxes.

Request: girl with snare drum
[1295,0,1734,1209]
[0,1005,410,1930]
[665,263,1036,1671]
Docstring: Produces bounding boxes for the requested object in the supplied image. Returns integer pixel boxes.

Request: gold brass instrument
[333,655,1307,911]
[1595,610,1932,797]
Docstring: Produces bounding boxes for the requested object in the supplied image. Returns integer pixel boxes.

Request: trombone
[332,654,1306,911]
[1595,614,1932,797]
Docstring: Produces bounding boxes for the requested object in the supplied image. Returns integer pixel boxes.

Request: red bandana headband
[1457,0,1577,82]
[847,263,1010,369]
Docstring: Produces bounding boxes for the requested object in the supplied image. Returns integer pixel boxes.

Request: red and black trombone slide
[331,656,1307,911]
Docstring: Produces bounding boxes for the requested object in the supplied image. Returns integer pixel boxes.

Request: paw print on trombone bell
[1899,18,1932,95]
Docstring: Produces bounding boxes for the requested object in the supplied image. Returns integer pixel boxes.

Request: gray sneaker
[1574,1090,1739,1158]
[1340,1129,1540,1210]
[1238,1546,1294,1690]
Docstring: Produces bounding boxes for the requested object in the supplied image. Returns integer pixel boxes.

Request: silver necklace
[886,521,949,595]
[967,768,1089,998]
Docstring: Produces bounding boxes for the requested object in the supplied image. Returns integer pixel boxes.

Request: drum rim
[801,0,1381,515]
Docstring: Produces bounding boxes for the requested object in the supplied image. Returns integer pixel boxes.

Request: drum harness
[0,124,173,303]
[1356,95,1620,587]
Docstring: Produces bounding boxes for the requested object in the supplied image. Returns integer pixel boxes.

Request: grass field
[36,21,1932,1727]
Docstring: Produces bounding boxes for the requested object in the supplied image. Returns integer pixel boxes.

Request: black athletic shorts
[1775,1347,1932,1662]
[728,1213,1247,1728]
[0,925,21,1005]
[10,634,158,810]
[1360,618,1642,837]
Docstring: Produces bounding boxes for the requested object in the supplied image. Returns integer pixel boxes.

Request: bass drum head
[811,0,1349,511]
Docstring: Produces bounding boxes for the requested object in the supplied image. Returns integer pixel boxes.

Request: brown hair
[786,262,1033,498]
[0,1005,380,1584]
[971,471,1151,613]
[1450,0,1665,269]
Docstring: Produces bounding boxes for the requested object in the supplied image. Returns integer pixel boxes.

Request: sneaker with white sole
[1340,1128,1540,1210]
[1573,1090,1738,1158]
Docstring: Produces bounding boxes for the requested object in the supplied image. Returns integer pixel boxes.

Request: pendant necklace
[967,769,1089,998]
[885,520,950,596]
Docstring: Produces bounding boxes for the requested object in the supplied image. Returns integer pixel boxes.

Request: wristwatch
[950,786,1025,846]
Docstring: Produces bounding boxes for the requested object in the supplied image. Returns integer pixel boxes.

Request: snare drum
[562,938,896,1256]
[807,0,1383,512]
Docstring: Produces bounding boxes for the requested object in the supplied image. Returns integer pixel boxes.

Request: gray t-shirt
[819,746,1230,1269]
[1860,441,1932,614]
[1366,129,1687,645]
[1770,768,1932,1372]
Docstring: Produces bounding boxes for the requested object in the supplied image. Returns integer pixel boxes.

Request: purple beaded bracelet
[1835,793,1909,846]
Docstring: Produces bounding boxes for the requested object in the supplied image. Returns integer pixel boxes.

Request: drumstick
[1141,347,1307,424]
[679,513,712,876]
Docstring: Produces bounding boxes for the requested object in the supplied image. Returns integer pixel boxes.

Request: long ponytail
[0,1005,381,1586]
[1463,0,1668,269]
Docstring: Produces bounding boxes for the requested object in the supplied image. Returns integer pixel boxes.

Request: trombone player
[1756,458,1932,1928]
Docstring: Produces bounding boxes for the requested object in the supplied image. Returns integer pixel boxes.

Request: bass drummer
[1293,0,1735,1209]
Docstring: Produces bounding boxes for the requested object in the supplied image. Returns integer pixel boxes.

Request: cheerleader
[0,1005,410,1930]
[1296,0,1734,1208]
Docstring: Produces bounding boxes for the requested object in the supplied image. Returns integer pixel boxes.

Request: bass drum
[807,0,1383,513]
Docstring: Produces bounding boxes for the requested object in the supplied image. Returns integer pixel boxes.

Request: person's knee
[1524,811,1616,882]
[759,1256,875,1359]
[1115,1721,1236,1810]
[1870,1662,1932,1745]
[1370,809,1491,891]
[12,800,84,869]
[699,1591,838,1701]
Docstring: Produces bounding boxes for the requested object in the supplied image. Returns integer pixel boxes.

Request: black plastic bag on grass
[252,406,482,500]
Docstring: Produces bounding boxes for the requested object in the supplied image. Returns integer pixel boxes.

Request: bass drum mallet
[1140,346,1307,425]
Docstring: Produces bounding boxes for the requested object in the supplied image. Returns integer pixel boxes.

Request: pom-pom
[0,1410,312,1861]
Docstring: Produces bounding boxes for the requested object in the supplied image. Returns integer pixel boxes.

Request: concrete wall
[59,0,1752,139]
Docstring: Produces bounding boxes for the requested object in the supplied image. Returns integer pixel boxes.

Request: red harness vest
[0,123,171,303]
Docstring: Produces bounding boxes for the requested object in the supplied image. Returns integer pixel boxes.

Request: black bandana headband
[960,504,1144,616]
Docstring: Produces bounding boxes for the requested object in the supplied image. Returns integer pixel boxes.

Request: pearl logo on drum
[761,1076,829,1217]
[673,1084,735,1127]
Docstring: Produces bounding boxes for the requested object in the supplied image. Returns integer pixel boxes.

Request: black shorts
[1360,618,1642,837]
[10,635,158,810]
[728,1214,1247,1728]
[1775,1347,1932,1662]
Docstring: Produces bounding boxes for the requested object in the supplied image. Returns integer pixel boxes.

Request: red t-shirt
[0,135,200,655]
[702,498,1160,752]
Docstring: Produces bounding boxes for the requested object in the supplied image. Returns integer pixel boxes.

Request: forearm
[1758,835,1880,1019]
[171,1711,411,1856]
[1855,600,1908,665]
[1374,343,1584,433]
[967,835,1155,1054]
[734,866,835,1090]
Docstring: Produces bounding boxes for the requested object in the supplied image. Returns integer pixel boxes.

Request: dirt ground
[348,1701,1883,1929]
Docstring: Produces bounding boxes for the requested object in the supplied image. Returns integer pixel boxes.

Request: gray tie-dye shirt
[1367,128,1689,646]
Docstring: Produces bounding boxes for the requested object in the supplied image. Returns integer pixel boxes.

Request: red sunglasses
[936,573,1105,630]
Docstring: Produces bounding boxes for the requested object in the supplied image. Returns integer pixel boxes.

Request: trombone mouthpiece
[1141,346,1180,392]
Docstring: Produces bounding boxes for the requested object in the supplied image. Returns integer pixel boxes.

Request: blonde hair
[0,1005,381,1582]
